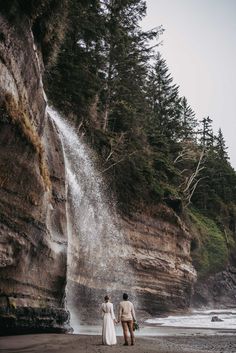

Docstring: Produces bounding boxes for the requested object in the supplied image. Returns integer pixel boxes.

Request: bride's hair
[104,295,110,302]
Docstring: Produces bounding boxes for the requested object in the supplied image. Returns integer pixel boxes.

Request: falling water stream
[48,107,134,332]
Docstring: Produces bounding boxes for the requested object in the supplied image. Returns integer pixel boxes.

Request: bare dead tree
[174,145,191,164]
[174,143,198,164]
[104,132,127,163]
[181,148,206,208]
[101,151,136,174]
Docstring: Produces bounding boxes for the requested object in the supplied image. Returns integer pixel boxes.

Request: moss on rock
[189,208,229,278]
[3,93,51,190]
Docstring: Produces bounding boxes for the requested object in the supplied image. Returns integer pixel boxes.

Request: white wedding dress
[101,302,117,345]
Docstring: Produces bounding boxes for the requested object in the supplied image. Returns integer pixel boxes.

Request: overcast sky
[142,0,236,169]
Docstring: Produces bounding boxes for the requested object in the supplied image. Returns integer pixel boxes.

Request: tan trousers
[121,320,134,345]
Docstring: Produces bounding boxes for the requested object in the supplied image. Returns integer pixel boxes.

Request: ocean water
[146,309,236,329]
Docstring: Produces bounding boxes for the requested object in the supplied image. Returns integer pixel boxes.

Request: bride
[101,295,117,345]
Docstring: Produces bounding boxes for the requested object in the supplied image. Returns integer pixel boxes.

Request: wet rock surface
[0,307,70,335]
[192,266,236,308]
[123,206,197,314]
[69,205,197,323]
[0,13,69,333]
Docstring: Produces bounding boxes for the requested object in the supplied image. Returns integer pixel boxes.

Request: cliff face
[0,11,197,332]
[0,14,69,333]
[68,205,196,324]
[0,7,202,334]
[123,206,196,313]
[192,267,236,308]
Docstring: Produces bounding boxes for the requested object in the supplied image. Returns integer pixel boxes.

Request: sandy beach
[1,329,236,353]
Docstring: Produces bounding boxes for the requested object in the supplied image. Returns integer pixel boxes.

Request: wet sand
[1,330,236,353]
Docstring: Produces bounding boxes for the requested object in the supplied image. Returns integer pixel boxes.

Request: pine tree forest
[45,0,236,278]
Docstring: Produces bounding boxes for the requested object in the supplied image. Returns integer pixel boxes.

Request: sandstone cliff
[0,4,206,334]
[68,205,196,324]
[123,206,196,313]
[0,6,197,332]
[0,12,69,333]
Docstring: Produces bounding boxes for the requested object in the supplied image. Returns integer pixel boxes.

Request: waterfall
[48,107,134,332]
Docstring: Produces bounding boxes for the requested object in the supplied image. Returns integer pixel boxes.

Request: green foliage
[46,0,103,113]
[189,209,229,278]
[3,0,236,281]
[43,0,236,239]
[0,0,69,66]
[179,97,198,141]
[199,116,213,148]
[192,148,236,215]
[215,128,229,160]
[146,53,182,142]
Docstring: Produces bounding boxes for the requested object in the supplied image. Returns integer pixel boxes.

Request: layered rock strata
[68,205,197,323]
[0,14,69,333]
[123,206,197,314]
[0,7,197,333]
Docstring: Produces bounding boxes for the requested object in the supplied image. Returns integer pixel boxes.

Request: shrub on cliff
[189,209,229,278]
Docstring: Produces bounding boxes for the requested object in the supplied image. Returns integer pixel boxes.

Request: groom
[118,293,136,346]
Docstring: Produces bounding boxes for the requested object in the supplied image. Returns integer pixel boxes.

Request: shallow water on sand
[77,323,236,337]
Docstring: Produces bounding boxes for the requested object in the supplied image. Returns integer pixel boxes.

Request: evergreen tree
[199,116,213,148]
[146,53,182,143]
[99,0,159,133]
[44,0,236,224]
[179,97,198,141]
[96,0,164,207]
[192,126,236,213]
[46,0,104,120]
[215,128,229,161]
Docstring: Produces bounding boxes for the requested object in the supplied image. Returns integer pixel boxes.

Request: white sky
[142,0,236,169]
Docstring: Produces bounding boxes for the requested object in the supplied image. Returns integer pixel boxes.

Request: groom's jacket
[118,300,136,321]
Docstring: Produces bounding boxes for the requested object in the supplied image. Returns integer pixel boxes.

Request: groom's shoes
[123,343,129,346]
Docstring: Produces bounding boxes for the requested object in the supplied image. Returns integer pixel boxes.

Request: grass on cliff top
[188,208,228,279]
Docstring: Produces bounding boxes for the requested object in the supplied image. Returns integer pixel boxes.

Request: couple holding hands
[101,293,136,346]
